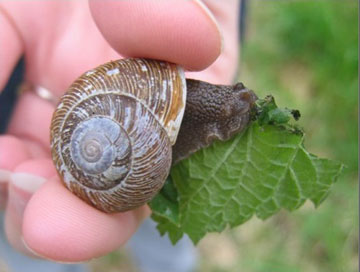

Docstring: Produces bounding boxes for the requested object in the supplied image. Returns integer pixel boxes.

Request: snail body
[50,58,257,213]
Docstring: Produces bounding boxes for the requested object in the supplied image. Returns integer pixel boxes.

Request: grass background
[91,1,358,271]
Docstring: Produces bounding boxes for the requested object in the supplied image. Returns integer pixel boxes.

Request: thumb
[4,159,55,255]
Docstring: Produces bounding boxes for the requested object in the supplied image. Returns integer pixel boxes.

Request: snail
[50,58,257,213]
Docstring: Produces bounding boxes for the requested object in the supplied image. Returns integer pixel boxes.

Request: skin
[0,0,240,263]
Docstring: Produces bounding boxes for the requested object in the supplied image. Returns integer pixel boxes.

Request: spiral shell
[50,59,186,212]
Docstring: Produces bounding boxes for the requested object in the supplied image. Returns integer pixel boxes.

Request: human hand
[0,0,240,262]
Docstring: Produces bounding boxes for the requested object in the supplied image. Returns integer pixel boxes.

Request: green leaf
[148,178,184,244]
[150,96,344,244]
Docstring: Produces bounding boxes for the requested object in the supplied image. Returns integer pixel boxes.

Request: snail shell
[50,59,186,213]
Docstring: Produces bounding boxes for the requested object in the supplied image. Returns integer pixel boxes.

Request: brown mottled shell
[50,59,186,213]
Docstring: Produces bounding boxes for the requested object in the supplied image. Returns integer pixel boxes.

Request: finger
[0,5,23,90]
[89,0,222,71]
[0,135,31,209]
[7,90,54,156]
[186,0,241,84]
[22,177,150,262]
[4,159,55,255]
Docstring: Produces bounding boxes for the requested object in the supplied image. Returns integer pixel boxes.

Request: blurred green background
[91,1,358,271]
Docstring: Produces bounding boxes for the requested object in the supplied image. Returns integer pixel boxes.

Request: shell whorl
[50,59,186,212]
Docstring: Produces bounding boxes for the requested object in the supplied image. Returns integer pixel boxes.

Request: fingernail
[0,169,11,182]
[193,0,224,53]
[0,169,11,208]
[22,237,85,264]
[21,237,46,259]
[10,173,46,194]
[8,173,46,216]
[5,173,47,258]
